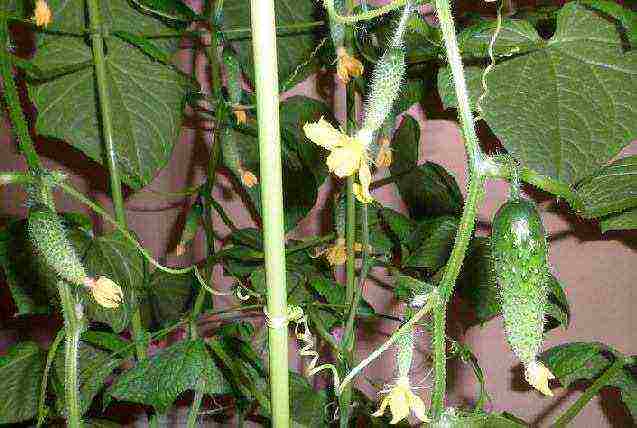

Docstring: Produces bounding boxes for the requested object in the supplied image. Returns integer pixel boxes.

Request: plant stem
[553,358,625,427]
[86,0,147,362]
[249,1,290,426]
[57,281,83,428]
[0,17,41,172]
[345,176,356,306]
[430,0,485,419]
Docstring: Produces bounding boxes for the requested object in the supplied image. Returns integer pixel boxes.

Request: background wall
[0,0,635,426]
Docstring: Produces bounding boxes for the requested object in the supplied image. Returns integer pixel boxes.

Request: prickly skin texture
[491,198,549,366]
[329,0,346,47]
[222,49,243,105]
[28,205,87,287]
[362,47,405,136]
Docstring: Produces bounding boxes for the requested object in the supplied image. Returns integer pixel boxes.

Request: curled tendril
[476,0,503,120]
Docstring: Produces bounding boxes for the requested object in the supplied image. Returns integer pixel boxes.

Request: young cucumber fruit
[28,205,88,287]
[491,196,555,395]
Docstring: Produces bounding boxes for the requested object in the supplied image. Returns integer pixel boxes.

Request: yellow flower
[303,118,368,178]
[372,376,430,424]
[33,0,52,27]
[233,109,247,125]
[85,277,123,309]
[353,162,374,204]
[375,136,392,168]
[325,238,347,265]
[525,360,555,397]
[336,47,364,85]
[240,169,258,188]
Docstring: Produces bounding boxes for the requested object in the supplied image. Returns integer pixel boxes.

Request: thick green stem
[553,359,626,427]
[0,16,41,172]
[250,1,290,426]
[86,0,147,362]
[430,0,485,419]
[57,282,83,428]
[345,176,356,307]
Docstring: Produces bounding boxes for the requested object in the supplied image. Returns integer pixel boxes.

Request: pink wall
[0,0,635,426]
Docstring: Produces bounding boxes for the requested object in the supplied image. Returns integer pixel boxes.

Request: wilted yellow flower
[85,276,123,309]
[336,47,364,85]
[525,360,555,396]
[233,109,247,125]
[325,238,347,265]
[375,137,392,167]
[303,117,348,151]
[354,163,373,203]
[372,376,430,424]
[33,0,52,27]
[240,169,258,188]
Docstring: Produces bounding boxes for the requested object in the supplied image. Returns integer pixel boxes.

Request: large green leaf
[127,0,198,22]
[543,342,636,419]
[438,3,637,184]
[223,0,322,91]
[289,373,328,428]
[403,216,458,270]
[390,116,463,219]
[148,270,198,325]
[0,342,44,424]
[51,342,121,416]
[575,155,637,218]
[600,207,637,232]
[458,18,543,58]
[83,231,146,333]
[30,0,193,189]
[436,408,527,427]
[106,339,222,412]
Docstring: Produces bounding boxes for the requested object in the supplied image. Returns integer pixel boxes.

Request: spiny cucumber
[222,48,243,106]
[28,205,88,287]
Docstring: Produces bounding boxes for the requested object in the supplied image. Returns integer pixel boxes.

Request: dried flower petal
[375,137,392,167]
[241,169,258,188]
[233,109,247,125]
[336,47,364,85]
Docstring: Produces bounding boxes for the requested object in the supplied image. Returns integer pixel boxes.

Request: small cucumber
[222,48,243,106]
[491,197,549,368]
[28,205,87,287]
[175,201,203,255]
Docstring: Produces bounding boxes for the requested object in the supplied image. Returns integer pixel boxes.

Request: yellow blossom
[233,109,247,125]
[336,47,364,85]
[325,238,347,265]
[353,162,373,203]
[372,376,430,424]
[85,276,123,309]
[240,169,258,188]
[33,0,52,27]
[525,360,555,396]
[375,137,392,167]
[304,118,368,178]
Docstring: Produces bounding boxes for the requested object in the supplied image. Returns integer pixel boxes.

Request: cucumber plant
[0,0,634,427]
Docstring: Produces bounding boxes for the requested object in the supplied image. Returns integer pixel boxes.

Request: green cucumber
[28,205,87,287]
[222,48,243,106]
[491,197,549,367]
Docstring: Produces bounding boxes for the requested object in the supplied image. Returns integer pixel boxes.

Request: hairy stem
[86,0,148,362]
[250,0,290,425]
[553,358,626,427]
[431,0,485,418]
[57,282,83,428]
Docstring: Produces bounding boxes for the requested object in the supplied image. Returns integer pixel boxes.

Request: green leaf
[51,342,120,416]
[577,0,637,47]
[600,207,637,232]
[0,342,44,424]
[390,116,463,219]
[392,274,434,302]
[438,3,637,184]
[86,419,121,428]
[289,373,328,428]
[403,216,458,270]
[457,238,569,329]
[221,124,323,232]
[280,96,338,187]
[83,231,146,333]
[106,339,216,412]
[458,18,543,58]
[223,0,321,91]
[81,331,133,357]
[575,156,637,218]
[30,1,193,189]
[543,342,636,419]
[436,408,527,427]
[148,270,197,325]
[128,0,198,22]
[379,207,416,244]
[309,274,375,317]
